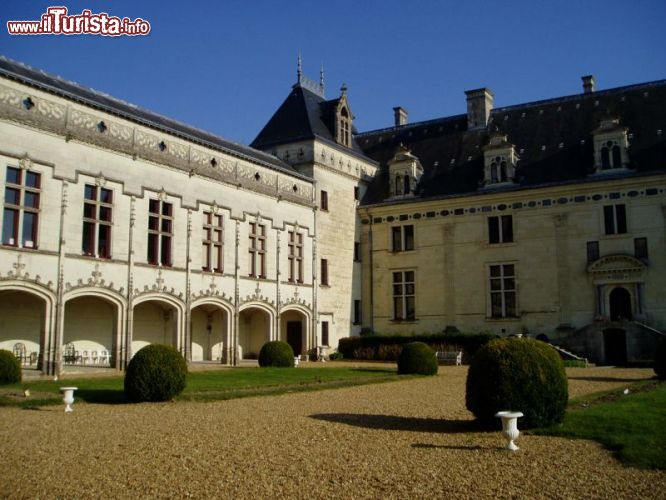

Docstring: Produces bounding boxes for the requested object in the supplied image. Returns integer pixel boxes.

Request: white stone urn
[59,386,78,413]
[495,411,524,451]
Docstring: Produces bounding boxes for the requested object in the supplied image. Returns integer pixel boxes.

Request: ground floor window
[489,264,516,318]
[393,270,415,320]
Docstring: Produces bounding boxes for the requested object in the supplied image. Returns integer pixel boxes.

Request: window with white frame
[82,184,112,258]
[393,270,415,320]
[603,204,627,235]
[147,199,173,266]
[489,264,516,318]
[2,166,40,248]
[202,211,223,272]
[391,225,414,252]
[488,215,513,244]
[249,222,266,278]
[288,230,303,283]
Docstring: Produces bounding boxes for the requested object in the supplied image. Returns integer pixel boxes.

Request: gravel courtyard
[1,365,664,499]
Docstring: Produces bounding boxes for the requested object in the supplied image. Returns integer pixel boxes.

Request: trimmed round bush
[0,349,21,385]
[124,344,187,402]
[397,342,438,375]
[654,337,666,380]
[258,341,294,367]
[466,337,568,429]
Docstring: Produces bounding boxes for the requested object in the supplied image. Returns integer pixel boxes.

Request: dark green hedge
[258,341,294,368]
[338,333,497,362]
[466,337,568,429]
[397,342,438,375]
[0,349,21,385]
[124,344,187,402]
[655,337,666,380]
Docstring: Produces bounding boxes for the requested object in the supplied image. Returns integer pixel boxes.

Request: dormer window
[339,107,351,147]
[387,145,423,197]
[592,118,629,173]
[482,133,517,187]
[490,156,509,183]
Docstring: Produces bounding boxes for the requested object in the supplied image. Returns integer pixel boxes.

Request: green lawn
[535,381,666,469]
[0,366,405,407]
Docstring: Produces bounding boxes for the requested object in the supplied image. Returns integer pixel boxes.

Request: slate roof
[357,80,666,205]
[251,83,372,161]
[0,56,308,180]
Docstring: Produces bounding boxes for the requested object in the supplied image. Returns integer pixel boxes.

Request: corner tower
[251,61,378,353]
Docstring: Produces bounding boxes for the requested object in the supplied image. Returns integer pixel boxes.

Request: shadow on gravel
[310,413,489,433]
[411,443,487,451]
[568,376,647,383]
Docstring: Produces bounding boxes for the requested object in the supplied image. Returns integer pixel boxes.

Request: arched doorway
[63,295,118,367]
[0,290,46,368]
[609,287,632,321]
[536,334,549,343]
[238,307,271,359]
[190,304,228,362]
[603,328,627,366]
[132,298,181,356]
[280,309,308,356]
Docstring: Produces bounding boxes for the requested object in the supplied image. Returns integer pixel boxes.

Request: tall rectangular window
[604,204,627,235]
[354,186,359,201]
[634,237,648,260]
[249,222,266,278]
[147,199,173,266]
[586,241,599,264]
[489,264,516,318]
[288,230,303,282]
[353,299,362,325]
[320,258,329,286]
[393,270,415,320]
[202,211,223,272]
[2,167,40,248]
[320,190,329,211]
[321,321,329,346]
[354,241,361,262]
[488,215,513,244]
[391,225,414,252]
[82,184,113,258]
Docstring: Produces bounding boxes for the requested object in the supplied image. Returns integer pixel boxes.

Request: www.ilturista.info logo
[7,6,151,36]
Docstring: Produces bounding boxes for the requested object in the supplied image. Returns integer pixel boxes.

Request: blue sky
[1,0,665,144]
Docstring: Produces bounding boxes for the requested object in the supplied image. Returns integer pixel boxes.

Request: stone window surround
[2,165,41,249]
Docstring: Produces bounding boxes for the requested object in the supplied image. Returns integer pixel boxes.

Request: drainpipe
[51,180,68,376]
[124,196,136,370]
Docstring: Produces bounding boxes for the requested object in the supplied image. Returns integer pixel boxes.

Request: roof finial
[320,62,325,95]
[340,82,347,96]
[297,52,302,84]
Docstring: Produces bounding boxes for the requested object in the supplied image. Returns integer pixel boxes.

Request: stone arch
[608,286,633,321]
[280,305,312,356]
[190,297,234,364]
[238,301,276,360]
[131,294,186,358]
[62,287,126,369]
[0,281,55,373]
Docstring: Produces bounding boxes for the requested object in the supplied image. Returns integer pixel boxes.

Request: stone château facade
[0,57,663,374]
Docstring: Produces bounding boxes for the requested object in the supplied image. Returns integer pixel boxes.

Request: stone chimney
[582,75,595,94]
[393,106,408,127]
[465,88,494,130]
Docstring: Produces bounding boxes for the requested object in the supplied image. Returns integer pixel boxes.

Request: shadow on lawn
[74,389,127,405]
[310,413,488,434]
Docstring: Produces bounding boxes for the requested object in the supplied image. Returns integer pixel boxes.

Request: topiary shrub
[0,349,21,385]
[124,344,187,402]
[397,342,438,375]
[655,337,666,380]
[258,341,294,367]
[466,337,568,429]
